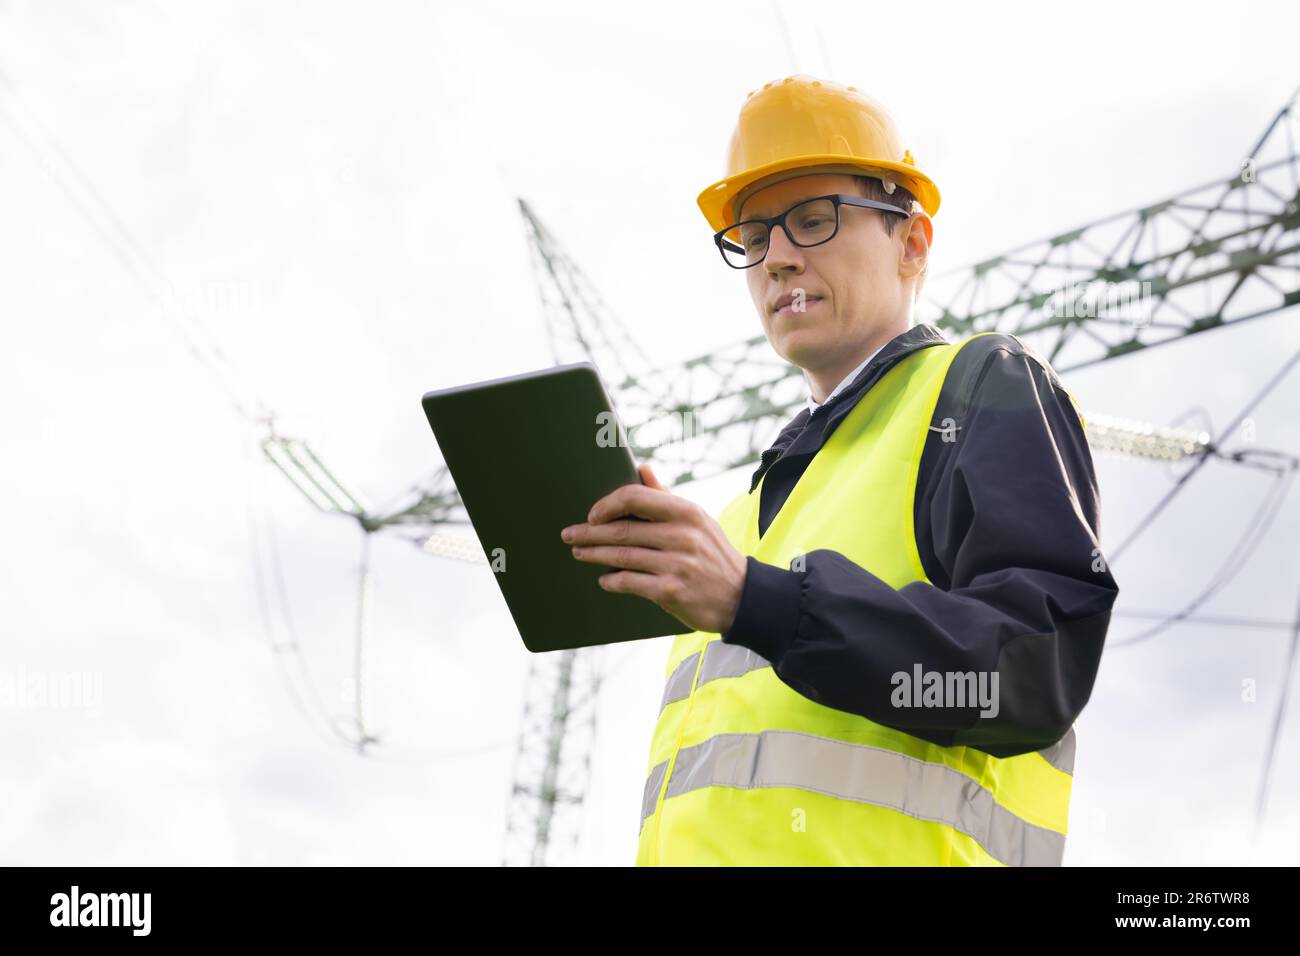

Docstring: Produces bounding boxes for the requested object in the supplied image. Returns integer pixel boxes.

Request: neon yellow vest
[635,333,1075,866]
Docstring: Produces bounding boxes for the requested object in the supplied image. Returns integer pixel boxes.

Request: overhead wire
[1109,464,1296,649]
[1096,339,1300,836]
[1255,579,1300,832]
[245,437,359,752]
[1114,609,1300,632]
[1107,340,1300,565]
[1105,338,1300,651]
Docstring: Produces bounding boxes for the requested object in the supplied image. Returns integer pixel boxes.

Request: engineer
[560,75,1119,866]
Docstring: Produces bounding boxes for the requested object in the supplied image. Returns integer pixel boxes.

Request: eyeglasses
[713,193,912,269]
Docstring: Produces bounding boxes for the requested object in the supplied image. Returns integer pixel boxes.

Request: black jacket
[720,323,1119,759]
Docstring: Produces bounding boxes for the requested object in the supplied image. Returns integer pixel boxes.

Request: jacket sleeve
[720,343,1119,759]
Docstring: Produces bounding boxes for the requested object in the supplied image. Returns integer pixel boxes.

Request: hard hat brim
[697,155,941,233]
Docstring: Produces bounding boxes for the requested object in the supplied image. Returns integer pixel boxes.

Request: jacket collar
[748,323,950,493]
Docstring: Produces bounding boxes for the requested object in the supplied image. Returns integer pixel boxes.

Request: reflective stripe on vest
[658,640,770,712]
[639,729,1067,867]
[636,334,1076,866]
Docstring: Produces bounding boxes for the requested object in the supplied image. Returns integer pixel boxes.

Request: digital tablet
[420,362,693,653]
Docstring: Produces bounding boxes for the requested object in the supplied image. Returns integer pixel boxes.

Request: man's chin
[771,331,832,369]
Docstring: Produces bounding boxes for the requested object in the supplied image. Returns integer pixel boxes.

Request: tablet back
[421,362,692,652]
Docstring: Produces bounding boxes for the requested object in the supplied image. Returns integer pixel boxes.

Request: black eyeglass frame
[713,193,913,269]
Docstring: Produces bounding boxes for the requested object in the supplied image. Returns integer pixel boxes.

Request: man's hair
[853,175,918,237]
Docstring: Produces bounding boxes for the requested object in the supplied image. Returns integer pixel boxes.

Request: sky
[2,0,1299,866]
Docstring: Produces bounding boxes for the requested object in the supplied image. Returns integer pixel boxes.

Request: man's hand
[560,464,748,635]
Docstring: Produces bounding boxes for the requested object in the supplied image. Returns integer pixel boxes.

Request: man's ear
[898,211,932,283]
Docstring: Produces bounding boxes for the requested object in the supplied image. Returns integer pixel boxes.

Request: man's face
[736,172,929,376]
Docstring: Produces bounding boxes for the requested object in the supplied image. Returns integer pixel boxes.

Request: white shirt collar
[805,343,886,416]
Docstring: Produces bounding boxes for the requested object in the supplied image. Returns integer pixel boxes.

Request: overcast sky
[2,0,1299,865]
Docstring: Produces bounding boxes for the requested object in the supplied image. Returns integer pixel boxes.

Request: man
[560,75,1118,865]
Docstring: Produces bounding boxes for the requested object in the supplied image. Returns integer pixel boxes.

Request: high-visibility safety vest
[636,332,1076,866]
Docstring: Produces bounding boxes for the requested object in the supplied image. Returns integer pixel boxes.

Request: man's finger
[599,568,674,606]
[564,518,680,549]
[589,482,681,525]
[574,543,674,575]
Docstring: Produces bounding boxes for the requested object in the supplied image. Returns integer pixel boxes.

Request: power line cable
[246,438,359,751]
[253,447,504,764]
[1114,609,1300,632]
[1255,577,1300,832]
[1108,341,1300,565]
[1110,465,1297,649]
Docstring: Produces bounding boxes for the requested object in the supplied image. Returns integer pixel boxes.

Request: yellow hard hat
[697,75,941,233]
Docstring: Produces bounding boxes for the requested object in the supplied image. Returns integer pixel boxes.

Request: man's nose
[763,225,804,275]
